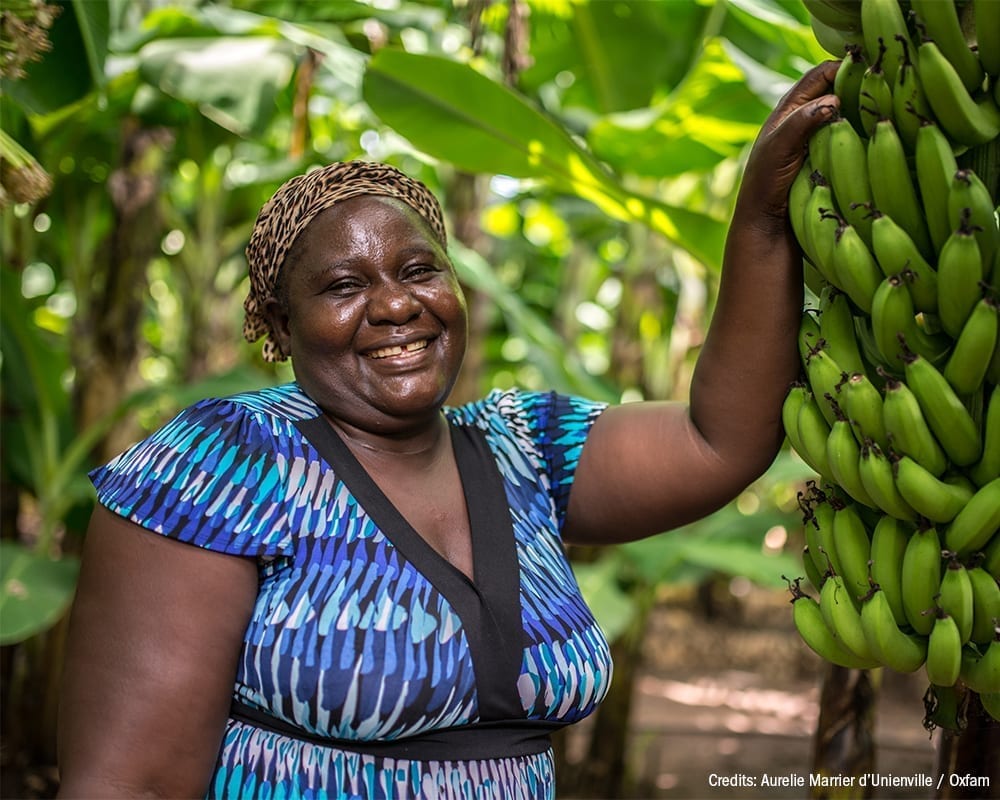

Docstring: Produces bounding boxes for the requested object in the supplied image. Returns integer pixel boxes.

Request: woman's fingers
[766,60,840,133]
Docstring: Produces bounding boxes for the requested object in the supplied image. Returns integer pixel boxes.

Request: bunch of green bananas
[783,0,1000,722]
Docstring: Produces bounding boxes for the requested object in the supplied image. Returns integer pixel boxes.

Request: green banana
[974,0,1000,78]
[811,14,867,60]
[831,498,873,598]
[805,342,848,427]
[891,36,933,152]
[804,0,863,32]
[901,348,982,467]
[858,45,894,137]
[798,310,822,365]
[808,120,835,185]
[870,514,911,626]
[969,566,1000,645]
[854,315,894,376]
[969,387,1000,488]
[867,121,933,259]
[819,287,867,376]
[860,586,927,672]
[943,478,1000,556]
[894,456,974,524]
[821,572,876,660]
[802,545,826,594]
[800,489,829,577]
[784,384,833,477]
[961,638,1000,693]
[790,161,819,268]
[909,0,985,92]
[881,371,948,476]
[827,118,875,246]
[917,39,1000,147]
[860,0,913,86]
[789,580,879,668]
[842,371,888,448]
[834,43,869,135]
[937,211,985,340]
[859,439,918,521]
[827,407,879,509]
[798,393,837,479]
[870,210,937,312]
[943,296,998,397]
[871,274,950,366]
[804,180,844,286]
[831,217,883,315]
[939,556,975,644]
[816,491,847,577]
[926,610,962,686]
[901,524,944,635]
[914,120,960,255]
[947,168,1000,271]
[804,484,841,576]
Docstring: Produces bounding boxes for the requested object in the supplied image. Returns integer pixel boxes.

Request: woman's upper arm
[563,401,762,546]
[57,503,258,798]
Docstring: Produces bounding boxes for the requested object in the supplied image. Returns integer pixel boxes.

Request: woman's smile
[366,338,431,360]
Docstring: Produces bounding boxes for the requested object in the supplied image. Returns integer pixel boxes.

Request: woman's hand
[737,60,840,232]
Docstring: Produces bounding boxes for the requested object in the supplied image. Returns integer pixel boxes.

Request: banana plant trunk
[933,688,1000,799]
[810,664,879,800]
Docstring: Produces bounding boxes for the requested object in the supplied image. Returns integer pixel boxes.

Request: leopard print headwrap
[243,160,448,362]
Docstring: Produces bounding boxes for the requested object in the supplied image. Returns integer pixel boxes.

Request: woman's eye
[327,278,363,294]
[406,264,437,279]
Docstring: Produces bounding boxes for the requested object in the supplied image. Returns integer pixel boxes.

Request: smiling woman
[56,60,842,800]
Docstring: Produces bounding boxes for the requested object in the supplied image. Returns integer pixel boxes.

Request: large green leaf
[363,49,726,271]
[0,542,80,645]
[522,0,711,114]
[137,36,296,136]
[587,39,772,179]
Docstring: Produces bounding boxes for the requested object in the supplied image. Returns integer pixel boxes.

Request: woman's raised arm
[565,61,840,546]
[57,504,258,798]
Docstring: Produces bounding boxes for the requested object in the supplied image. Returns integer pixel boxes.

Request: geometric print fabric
[90,384,613,798]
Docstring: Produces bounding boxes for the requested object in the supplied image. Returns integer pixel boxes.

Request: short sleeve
[89,397,296,558]
[518,391,607,522]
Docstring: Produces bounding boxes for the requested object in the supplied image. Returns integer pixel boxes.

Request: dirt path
[615,585,945,799]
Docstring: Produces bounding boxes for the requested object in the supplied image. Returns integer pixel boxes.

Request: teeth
[368,340,429,359]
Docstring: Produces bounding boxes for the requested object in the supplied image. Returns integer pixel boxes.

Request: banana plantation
[1,0,998,797]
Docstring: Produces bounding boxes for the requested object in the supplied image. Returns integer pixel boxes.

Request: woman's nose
[366,280,422,324]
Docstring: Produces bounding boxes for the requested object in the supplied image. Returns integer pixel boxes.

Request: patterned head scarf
[243,160,448,362]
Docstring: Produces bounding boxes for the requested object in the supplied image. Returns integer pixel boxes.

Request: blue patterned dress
[89,384,613,799]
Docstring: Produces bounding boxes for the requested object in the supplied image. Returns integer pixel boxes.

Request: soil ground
[562,582,972,800]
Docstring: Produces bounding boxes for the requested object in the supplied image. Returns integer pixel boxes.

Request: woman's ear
[263,295,292,358]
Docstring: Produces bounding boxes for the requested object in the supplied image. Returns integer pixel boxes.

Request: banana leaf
[363,49,727,272]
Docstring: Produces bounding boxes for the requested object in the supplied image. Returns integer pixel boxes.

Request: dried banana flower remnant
[0,0,60,81]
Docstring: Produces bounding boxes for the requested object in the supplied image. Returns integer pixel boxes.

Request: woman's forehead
[300,196,442,248]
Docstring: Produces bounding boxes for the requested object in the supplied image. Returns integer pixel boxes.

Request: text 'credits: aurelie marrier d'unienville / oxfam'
[708,771,991,792]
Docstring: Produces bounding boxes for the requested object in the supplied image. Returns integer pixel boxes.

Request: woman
[57,61,839,798]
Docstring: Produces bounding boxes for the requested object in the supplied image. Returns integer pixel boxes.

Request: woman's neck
[325,410,451,462]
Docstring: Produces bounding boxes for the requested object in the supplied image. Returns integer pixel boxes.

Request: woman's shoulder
[447,387,607,438]
[198,381,321,425]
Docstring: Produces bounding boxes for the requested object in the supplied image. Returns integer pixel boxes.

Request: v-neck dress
[89,383,613,799]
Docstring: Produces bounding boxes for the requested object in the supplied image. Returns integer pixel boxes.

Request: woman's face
[266,195,468,434]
